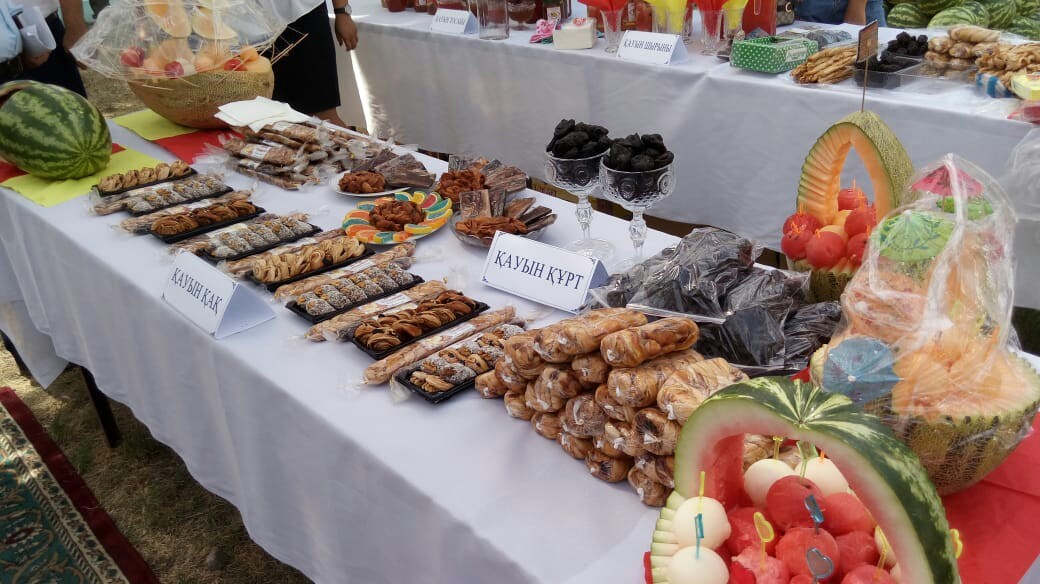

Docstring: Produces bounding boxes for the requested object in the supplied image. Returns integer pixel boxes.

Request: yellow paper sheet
[2,148,161,208]
[113,109,195,142]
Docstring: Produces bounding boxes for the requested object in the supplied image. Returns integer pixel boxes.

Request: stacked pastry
[406,324,526,393]
[93,175,230,215]
[150,200,258,237]
[119,191,252,235]
[352,291,480,353]
[177,215,316,259]
[250,236,366,284]
[292,263,417,317]
[271,243,415,298]
[480,311,748,506]
[97,161,192,194]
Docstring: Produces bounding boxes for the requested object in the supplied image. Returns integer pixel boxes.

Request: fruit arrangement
[0,81,111,180]
[647,377,960,584]
[811,154,1040,495]
[885,0,1040,39]
[782,111,913,301]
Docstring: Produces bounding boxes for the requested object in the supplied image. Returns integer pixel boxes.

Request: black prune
[655,151,675,168]
[641,133,665,149]
[588,125,609,137]
[569,131,590,147]
[621,133,643,149]
[630,154,655,171]
[579,141,602,157]
[554,119,575,138]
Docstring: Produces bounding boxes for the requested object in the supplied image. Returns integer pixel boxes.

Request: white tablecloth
[0,124,682,584]
[334,5,1040,309]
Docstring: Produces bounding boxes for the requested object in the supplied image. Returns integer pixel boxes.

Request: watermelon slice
[649,378,958,584]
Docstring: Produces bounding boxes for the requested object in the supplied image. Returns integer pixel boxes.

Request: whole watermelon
[980,0,1018,27]
[1008,14,1040,36]
[918,0,963,16]
[929,1,990,25]
[887,2,931,25]
[1016,0,1040,17]
[0,81,111,180]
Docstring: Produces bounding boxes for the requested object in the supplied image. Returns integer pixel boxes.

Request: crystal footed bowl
[544,150,607,195]
[598,161,676,209]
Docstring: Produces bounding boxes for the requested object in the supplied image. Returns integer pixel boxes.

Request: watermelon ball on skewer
[823,493,875,536]
[844,205,877,237]
[776,528,841,580]
[841,565,897,584]
[730,546,791,583]
[767,475,828,531]
[724,507,779,556]
[782,226,814,261]
[836,531,880,576]
[803,457,850,497]
[838,185,868,211]
[805,231,846,269]
[784,211,823,236]
[847,233,869,267]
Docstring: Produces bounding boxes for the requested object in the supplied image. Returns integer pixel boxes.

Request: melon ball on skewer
[745,458,796,507]
[673,497,731,550]
[804,457,849,496]
[666,547,728,584]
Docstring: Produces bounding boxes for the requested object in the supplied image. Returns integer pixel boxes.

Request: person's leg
[270,4,342,118]
[864,0,886,26]
[313,108,347,128]
[18,15,87,96]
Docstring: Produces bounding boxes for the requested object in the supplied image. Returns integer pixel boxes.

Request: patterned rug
[0,387,157,583]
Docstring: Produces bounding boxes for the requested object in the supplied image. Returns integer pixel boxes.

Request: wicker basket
[128,68,275,129]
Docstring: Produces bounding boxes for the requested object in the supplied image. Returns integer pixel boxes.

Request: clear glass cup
[507,0,536,29]
[651,4,684,34]
[601,7,625,53]
[598,160,675,271]
[544,151,616,262]
[478,0,510,39]
[700,9,725,55]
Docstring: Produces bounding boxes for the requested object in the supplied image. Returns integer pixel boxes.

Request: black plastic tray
[95,168,197,197]
[394,369,476,405]
[349,302,489,361]
[149,206,265,245]
[247,245,375,292]
[196,223,323,264]
[853,55,918,89]
[286,275,424,324]
[127,186,235,216]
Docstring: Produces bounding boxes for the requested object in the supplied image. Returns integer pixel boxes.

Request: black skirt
[270,4,341,115]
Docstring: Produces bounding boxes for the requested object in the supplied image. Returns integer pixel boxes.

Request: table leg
[1,331,31,380]
[78,367,122,448]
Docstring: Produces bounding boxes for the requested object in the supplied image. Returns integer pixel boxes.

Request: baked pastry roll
[558,432,594,460]
[594,383,636,424]
[586,450,633,483]
[504,390,535,420]
[571,353,610,386]
[531,412,564,440]
[602,420,646,458]
[600,317,700,369]
[627,467,669,506]
[634,408,680,456]
[533,308,647,363]
[609,349,704,409]
[562,393,607,438]
[655,358,748,424]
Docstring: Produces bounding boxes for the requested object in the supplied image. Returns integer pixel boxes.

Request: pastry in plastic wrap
[595,383,636,423]
[609,349,704,408]
[594,434,625,458]
[602,420,646,458]
[307,280,447,342]
[525,380,566,413]
[586,450,633,483]
[475,370,509,399]
[531,412,564,440]
[503,332,546,379]
[362,307,516,384]
[656,358,749,424]
[599,317,700,368]
[634,453,675,489]
[494,359,529,393]
[272,243,414,299]
[562,394,607,438]
[571,353,610,385]
[533,308,647,362]
[627,467,669,506]
[634,408,680,456]
[538,366,585,402]
[504,390,536,420]
[558,432,595,460]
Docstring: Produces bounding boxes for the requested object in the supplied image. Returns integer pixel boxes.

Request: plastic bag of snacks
[72,0,287,127]
[812,153,1040,495]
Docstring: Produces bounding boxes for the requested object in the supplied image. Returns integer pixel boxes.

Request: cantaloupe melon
[192,8,237,40]
[797,111,913,226]
[145,0,191,37]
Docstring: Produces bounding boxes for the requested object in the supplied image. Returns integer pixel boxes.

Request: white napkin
[215,97,311,132]
[16,6,56,58]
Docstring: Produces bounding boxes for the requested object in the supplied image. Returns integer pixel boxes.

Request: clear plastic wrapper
[813,154,1040,495]
[117,190,251,234]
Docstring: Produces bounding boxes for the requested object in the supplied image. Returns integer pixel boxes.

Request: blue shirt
[0,0,23,62]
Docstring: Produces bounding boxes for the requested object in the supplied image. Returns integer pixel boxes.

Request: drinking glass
[601,7,625,53]
[478,0,510,39]
[599,160,675,271]
[700,9,725,55]
[651,4,684,34]
[544,151,616,261]
[507,0,536,29]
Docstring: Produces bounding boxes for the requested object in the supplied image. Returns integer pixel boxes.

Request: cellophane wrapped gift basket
[72,0,287,128]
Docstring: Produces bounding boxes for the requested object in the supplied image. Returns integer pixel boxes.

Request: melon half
[649,378,959,584]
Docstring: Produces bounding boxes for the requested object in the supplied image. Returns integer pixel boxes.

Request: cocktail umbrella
[874,210,953,263]
[913,164,984,198]
[822,337,900,405]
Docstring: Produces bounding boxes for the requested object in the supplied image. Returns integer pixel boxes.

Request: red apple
[847,232,869,266]
[782,225,814,260]
[223,57,244,71]
[783,211,823,236]
[119,46,145,68]
[838,186,868,211]
[844,205,878,237]
[163,60,184,77]
[806,231,846,269]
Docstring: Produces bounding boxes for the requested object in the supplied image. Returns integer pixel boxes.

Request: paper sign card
[431,9,478,34]
[857,21,879,63]
[480,233,610,313]
[162,252,274,339]
[616,31,688,65]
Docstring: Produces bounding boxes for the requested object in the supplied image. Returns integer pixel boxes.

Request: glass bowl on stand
[598,160,675,271]
[544,150,616,262]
